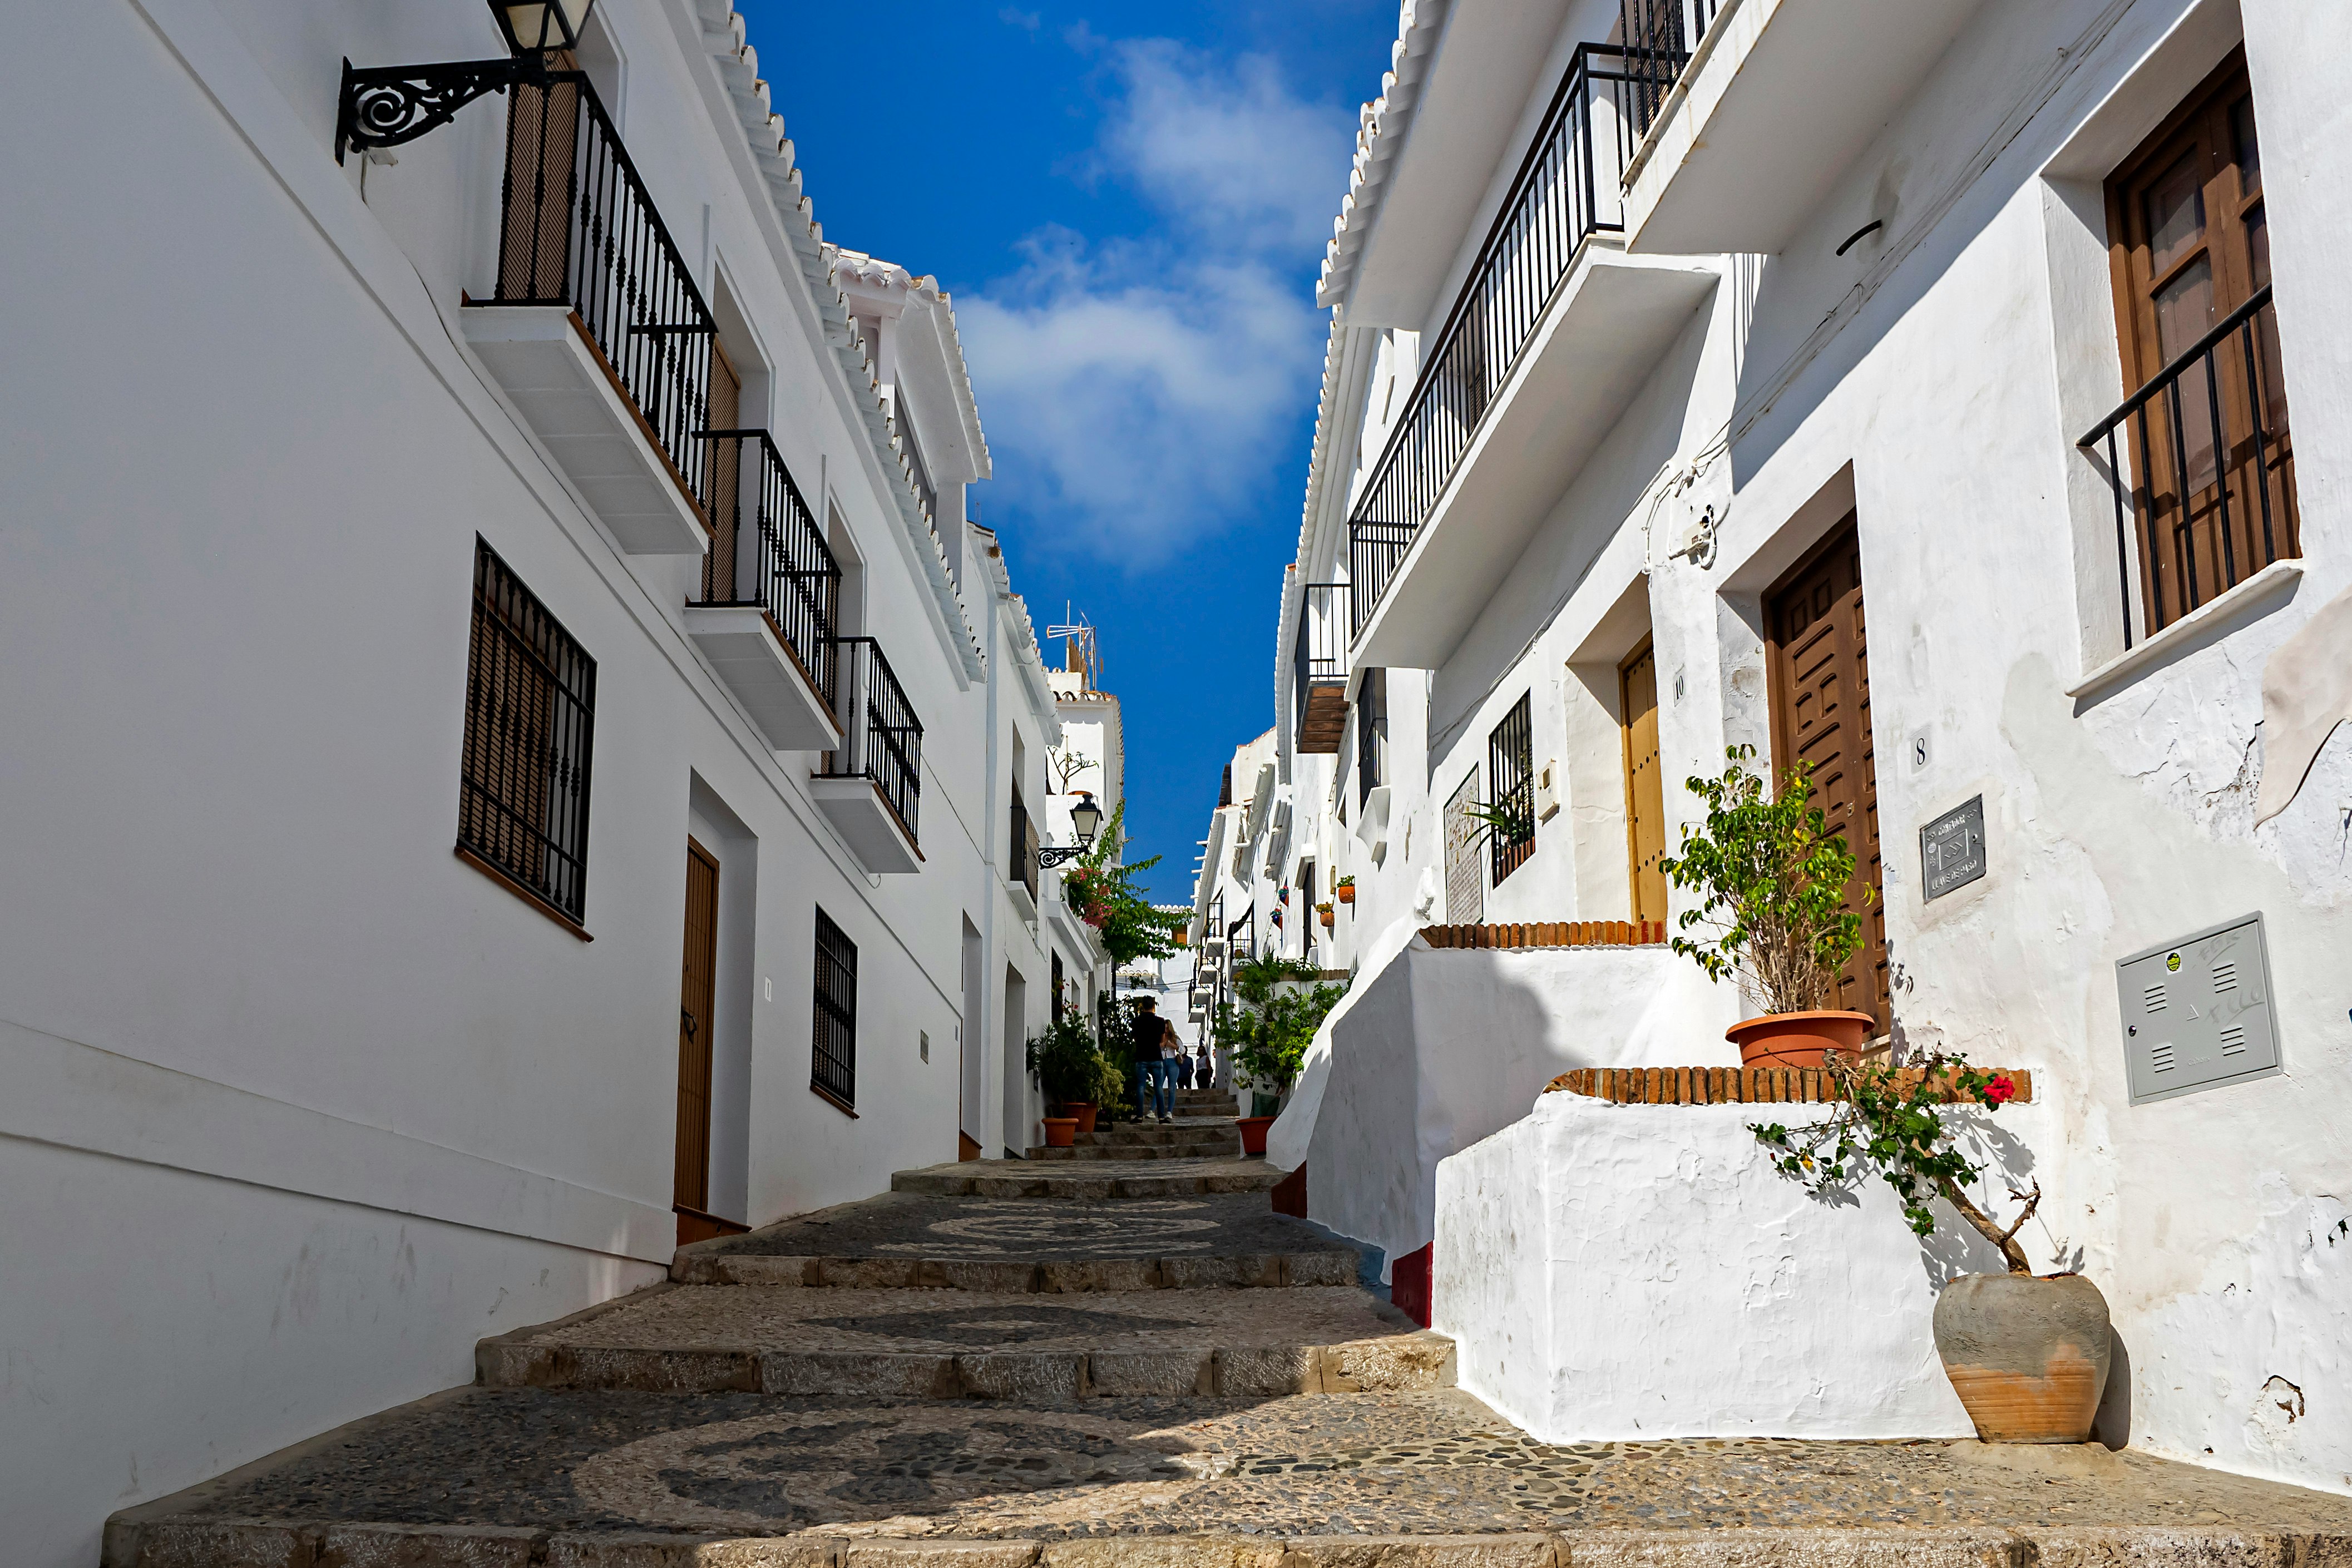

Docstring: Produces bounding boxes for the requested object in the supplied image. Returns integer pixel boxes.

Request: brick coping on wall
[1546,1065,2035,1106]
[1420,920,1667,949]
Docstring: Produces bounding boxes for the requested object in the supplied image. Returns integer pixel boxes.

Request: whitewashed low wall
[1268,926,1735,1277]
[1436,1090,2062,1441]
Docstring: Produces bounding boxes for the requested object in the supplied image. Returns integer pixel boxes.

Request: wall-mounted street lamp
[336,1,598,164]
[1036,792,1105,869]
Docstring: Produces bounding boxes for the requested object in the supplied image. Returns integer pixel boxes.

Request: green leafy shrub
[1218,956,1346,1100]
[1024,1010,1105,1106]
[1657,745,1869,1015]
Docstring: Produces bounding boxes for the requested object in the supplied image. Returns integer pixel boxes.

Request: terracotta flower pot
[1724,1010,1876,1068]
[1068,1101,1098,1135]
[1235,1115,1276,1156]
[1041,1116,1079,1149]
[1336,886,1356,904]
[1320,909,1336,929]
[1933,1273,2112,1443]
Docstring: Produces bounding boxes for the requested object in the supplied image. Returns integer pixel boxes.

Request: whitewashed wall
[1278,0,2351,1494]
[1435,1094,2058,1442]
[0,1,1069,1561]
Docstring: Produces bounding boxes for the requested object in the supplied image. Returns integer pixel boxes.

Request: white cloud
[959,39,1351,565]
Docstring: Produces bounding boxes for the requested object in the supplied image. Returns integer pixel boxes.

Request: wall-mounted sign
[1920,795,1987,901]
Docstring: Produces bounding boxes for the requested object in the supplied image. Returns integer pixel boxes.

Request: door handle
[681,1008,698,1040]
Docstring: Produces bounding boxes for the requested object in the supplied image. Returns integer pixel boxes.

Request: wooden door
[675,838,720,1218]
[703,344,742,600]
[497,57,581,303]
[1766,522,1887,1027]
[2105,51,2296,629]
[1619,640,1668,924]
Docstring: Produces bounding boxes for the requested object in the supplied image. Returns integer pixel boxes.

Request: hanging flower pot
[1933,1273,2112,1443]
[1041,1116,1079,1149]
[1336,883,1356,905]
[1725,1009,1876,1069]
[1317,903,1336,929]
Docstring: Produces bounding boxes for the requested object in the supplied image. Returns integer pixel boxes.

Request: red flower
[1984,1074,2017,1106]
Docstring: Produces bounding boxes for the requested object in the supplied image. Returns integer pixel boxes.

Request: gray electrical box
[2114,912,2282,1105]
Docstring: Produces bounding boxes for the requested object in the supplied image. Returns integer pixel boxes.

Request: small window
[1488,693,1536,886]
[1355,667,1387,808]
[811,908,858,1109]
[458,538,596,925]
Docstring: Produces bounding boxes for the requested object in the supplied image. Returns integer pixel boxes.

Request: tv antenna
[1043,605,1100,686]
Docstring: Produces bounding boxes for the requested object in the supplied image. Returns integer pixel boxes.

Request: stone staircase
[1022,1086,1244,1163]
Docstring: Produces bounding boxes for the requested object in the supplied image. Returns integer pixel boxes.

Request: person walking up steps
[1157,1010,1185,1121]
[1131,997,1175,1122]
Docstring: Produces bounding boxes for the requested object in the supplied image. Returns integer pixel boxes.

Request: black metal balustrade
[695,429,842,709]
[1010,790,1039,901]
[811,907,858,1108]
[1293,582,1351,753]
[821,637,924,843]
[2078,285,2298,647]
[1347,45,1648,638]
[1488,694,1536,886]
[1619,0,1717,141]
[488,71,714,510]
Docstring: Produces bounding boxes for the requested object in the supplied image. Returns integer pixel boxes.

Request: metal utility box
[2114,912,2282,1105]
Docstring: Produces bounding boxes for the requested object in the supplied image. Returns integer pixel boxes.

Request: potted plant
[1026,1012,1104,1145]
[1753,1056,2109,1443]
[1316,901,1336,929]
[1657,745,1876,1067]
[1335,876,1356,906]
[1219,956,1347,1156]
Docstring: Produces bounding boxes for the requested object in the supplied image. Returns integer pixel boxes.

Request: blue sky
[741,1,1397,901]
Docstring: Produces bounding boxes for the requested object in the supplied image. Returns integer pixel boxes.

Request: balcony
[1292,583,1350,754]
[812,637,924,873]
[687,431,844,751]
[1620,0,1988,255]
[463,71,712,557]
[2078,285,2299,650]
[1347,44,1717,669]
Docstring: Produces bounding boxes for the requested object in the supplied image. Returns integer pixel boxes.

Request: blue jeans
[1143,1059,1175,1119]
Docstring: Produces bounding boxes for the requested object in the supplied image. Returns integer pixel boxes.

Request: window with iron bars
[811,908,858,1109]
[1488,693,1536,886]
[458,538,596,926]
[1355,667,1387,809]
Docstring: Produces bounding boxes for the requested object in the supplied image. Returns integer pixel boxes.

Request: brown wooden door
[703,344,742,600]
[2105,51,2296,629]
[675,838,719,1216]
[1766,522,1887,1027]
[1620,640,1668,925]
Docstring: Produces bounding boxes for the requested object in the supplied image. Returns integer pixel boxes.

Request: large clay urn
[1933,1273,2112,1443]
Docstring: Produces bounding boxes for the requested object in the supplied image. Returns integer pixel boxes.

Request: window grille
[1356,667,1387,809]
[812,907,858,1107]
[458,538,596,923]
[1488,693,1536,886]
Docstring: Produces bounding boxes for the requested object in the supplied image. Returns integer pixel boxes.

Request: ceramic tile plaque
[1920,795,1987,901]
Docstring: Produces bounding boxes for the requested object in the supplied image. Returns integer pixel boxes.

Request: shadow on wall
[1288,933,1736,1282]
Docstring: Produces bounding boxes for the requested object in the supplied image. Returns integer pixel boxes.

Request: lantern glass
[1070,794,1105,847]
[493,0,594,55]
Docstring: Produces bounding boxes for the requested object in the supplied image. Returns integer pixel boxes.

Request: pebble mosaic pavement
[113,1153,2352,1559]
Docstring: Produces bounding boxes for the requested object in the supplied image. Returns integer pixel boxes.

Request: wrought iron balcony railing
[488,70,714,511]
[1619,0,1716,141]
[2078,285,2298,648]
[1010,790,1039,901]
[1347,44,1648,639]
[820,636,923,843]
[695,429,843,709]
[1292,582,1350,754]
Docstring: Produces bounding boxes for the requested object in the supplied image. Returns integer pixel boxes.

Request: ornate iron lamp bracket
[336,54,549,164]
[1035,845,1090,869]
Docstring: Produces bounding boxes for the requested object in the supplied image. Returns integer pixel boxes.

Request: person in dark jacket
[1131,997,1175,1121]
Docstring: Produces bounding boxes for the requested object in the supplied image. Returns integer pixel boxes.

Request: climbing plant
[1752,1052,2038,1274]
[1059,802,1185,968]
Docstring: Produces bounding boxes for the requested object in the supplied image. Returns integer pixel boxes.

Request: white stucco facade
[1251,0,2352,1495]
[0,2,1094,1561]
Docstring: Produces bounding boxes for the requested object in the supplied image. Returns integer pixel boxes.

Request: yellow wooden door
[1620,641,1668,925]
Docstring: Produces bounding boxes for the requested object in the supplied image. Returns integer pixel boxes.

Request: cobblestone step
[892,1159,1282,1199]
[668,1193,1357,1292]
[1024,1141,1238,1162]
[1078,1121,1238,1146]
[105,1386,2352,1566]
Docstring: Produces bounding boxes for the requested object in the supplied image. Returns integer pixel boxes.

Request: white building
[1261,0,2349,1493]
[0,2,1096,1561]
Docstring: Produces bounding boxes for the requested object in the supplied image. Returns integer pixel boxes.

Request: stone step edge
[1023,1146,1240,1162]
[475,1330,1456,1401]
[103,1521,2352,1568]
[670,1249,1360,1290]
[891,1169,1281,1198]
